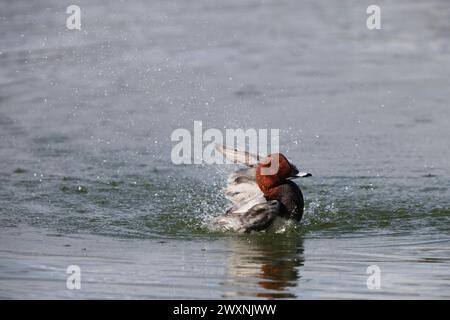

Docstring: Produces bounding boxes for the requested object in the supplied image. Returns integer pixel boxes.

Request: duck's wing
[224,167,266,214]
[215,144,267,213]
[215,144,278,232]
[213,168,273,233]
[215,144,261,167]
[215,201,280,233]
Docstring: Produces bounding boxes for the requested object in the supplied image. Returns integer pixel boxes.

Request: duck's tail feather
[215,144,261,167]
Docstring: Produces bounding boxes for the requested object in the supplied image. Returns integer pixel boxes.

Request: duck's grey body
[215,200,281,233]
[215,166,279,233]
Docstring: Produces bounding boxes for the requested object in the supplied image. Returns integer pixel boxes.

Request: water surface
[0,0,449,299]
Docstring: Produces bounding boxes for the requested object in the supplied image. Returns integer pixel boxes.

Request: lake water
[0,0,449,299]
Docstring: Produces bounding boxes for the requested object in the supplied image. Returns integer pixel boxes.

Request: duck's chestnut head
[255,153,311,196]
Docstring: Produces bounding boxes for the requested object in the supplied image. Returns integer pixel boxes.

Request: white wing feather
[215,145,267,215]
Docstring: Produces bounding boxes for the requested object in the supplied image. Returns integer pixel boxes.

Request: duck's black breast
[268,181,305,221]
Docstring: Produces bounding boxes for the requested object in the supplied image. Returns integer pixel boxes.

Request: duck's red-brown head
[255,153,311,197]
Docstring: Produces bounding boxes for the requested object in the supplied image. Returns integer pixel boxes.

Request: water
[1,0,449,299]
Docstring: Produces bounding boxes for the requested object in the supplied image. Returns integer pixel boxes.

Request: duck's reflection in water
[222,233,304,299]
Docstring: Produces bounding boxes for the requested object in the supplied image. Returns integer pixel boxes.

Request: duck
[214,145,311,233]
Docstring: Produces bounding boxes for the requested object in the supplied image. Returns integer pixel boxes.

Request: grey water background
[1,0,449,299]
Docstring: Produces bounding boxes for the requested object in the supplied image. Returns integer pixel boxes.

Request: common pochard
[215,145,311,232]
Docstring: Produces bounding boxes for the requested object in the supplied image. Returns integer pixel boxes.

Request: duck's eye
[290,164,299,175]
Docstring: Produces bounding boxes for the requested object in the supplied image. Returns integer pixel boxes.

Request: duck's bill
[289,172,312,179]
